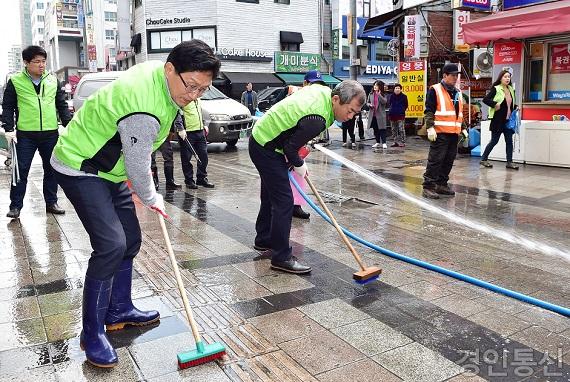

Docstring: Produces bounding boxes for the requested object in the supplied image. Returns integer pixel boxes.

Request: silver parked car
[73,71,253,147]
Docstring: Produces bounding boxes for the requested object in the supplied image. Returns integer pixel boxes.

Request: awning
[463,0,570,45]
[275,73,341,86]
[336,77,397,85]
[364,8,404,32]
[222,72,283,86]
[280,31,304,44]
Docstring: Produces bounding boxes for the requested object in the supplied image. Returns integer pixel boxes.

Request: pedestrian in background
[2,45,72,219]
[367,80,388,149]
[241,82,258,115]
[422,63,469,199]
[388,83,408,147]
[480,70,519,170]
[151,138,181,190]
[341,112,362,148]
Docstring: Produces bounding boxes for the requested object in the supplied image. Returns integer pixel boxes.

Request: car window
[78,79,113,98]
[201,86,227,100]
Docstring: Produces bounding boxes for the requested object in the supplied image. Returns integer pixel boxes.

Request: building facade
[125,0,328,98]
[82,0,119,71]
[31,0,48,47]
[8,45,23,73]
[20,0,33,47]
[44,0,84,71]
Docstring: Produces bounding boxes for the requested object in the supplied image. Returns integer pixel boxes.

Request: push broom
[157,213,226,368]
[304,175,382,284]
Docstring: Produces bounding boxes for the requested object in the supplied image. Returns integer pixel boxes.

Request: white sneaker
[372,143,380,148]
[382,143,387,149]
[342,142,347,147]
[351,142,357,148]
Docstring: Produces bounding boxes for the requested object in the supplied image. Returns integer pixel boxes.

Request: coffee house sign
[215,47,273,62]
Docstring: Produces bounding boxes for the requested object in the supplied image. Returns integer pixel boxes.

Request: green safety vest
[252,84,334,153]
[53,61,180,183]
[183,98,203,132]
[489,84,515,119]
[10,70,59,132]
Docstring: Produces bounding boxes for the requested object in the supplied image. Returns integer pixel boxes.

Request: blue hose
[289,172,570,318]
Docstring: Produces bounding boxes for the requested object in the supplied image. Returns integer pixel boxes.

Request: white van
[73,71,253,147]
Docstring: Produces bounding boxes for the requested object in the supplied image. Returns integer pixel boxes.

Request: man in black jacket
[2,45,72,219]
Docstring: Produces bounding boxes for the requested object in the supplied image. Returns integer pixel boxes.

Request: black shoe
[390,142,399,147]
[6,208,20,219]
[165,182,182,190]
[292,205,310,219]
[253,244,271,252]
[196,178,215,188]
[480,160,493,168]
[270,259,312,274]
[506,162,519,170]
[435,185,455,197]
[46,203,65,215]
[422,188,440,199]
[186,181,198,190]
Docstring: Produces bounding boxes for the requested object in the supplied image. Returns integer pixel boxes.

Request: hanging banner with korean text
[550,44,570,74]
[399,60,427,118]
[275,52,321,73]
[404,15,421,60]
[453,10,470,52]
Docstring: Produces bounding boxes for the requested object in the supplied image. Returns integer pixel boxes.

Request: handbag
[506,109,520,133]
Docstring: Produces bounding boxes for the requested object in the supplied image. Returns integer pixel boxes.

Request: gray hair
[331,80,366,106]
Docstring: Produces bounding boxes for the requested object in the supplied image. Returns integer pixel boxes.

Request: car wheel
[226,139,239,147]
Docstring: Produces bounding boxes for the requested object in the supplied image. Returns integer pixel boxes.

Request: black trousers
[151,140,174,172]
[482,125,514,162]
[248,136,292,262]
[423,133,459,188]
[55,171,141,280]
[179,130,209,183]
[370,116,387,144]
[342,125,355,143]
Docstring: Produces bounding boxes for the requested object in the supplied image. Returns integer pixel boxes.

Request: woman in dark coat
[480,70,519,170]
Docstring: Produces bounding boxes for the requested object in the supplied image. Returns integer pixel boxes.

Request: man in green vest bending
[1,45,72,219]
[50,40,220,368]
[250,80,365,274]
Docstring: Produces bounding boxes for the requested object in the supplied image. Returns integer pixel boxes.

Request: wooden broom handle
[304,175,367,271]
[158,213,203,344]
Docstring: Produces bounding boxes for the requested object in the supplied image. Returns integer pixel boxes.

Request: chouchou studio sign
[146,17,191,25]
[215,47,273,62]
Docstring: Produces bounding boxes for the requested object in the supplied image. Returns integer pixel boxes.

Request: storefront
[275,51,340,87]
[464,0,570,167]
[333,60,399,89]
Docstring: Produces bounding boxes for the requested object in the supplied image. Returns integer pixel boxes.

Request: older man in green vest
[1,45,72,219]
[249,80,366,274]
[50,40,220,368]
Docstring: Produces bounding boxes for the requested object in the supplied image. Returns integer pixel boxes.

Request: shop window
[281,43,300,52]
[375,40,391,61]
[547,42,570,101]
[275,0,290,3]
[148,28,216,53]
[526,42,543,102]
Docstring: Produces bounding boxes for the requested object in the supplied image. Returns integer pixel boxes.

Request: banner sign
[275,52,320,73]
[399,60,427,118]
[453,10,471,52]
[404,15,421,59]
[550,44,570,74]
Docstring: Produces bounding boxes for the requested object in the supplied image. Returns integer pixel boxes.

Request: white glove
[461,129,469,140]
[293,163,308,178]
[178,129,187,141]
[427,127,437,142]
[150,193,169,219]
[5,130,16,145]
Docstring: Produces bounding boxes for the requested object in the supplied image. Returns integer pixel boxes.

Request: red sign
[550,44,570,74]
[87,45,97,60]
[494,42,522,65]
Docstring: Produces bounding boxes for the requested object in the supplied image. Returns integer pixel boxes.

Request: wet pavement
[0,128,569,381]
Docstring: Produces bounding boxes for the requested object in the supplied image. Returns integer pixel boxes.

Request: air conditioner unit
[473,48,493,79]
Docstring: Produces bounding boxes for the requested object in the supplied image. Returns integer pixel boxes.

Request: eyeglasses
[30,60,46,65]
[177,73,210,95]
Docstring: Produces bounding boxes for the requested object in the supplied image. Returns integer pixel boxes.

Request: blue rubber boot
[80,276,118,368]
[105,259,160,331]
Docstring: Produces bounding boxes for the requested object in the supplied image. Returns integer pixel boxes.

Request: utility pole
[349,0,358,80]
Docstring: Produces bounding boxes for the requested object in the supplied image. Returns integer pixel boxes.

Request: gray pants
[391,120,406,144]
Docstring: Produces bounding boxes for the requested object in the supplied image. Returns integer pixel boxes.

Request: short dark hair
[22,45,47,62]
[394,83,402,89]
[167,40,221,78]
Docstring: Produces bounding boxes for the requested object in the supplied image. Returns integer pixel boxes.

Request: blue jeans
[54,171,142,280]
[482,125,514,162]
[10,131,59,210]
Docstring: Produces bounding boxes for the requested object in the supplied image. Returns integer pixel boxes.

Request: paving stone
[43,309,82,342]
[192,265,250,286]
[253,273,314,294]
[373,342,464,382]
[398,281,454,301]
[445,372,488,381]
[0,318,47,352]
[514,307,570,334]
[249,308,325,344]
[54,348,140,381]
[468,309,532,337]
[316,358,402,382]
[0,365,57,382]
[474,293,533,315]
[431,294,491,318]
[509,326,570,362]
[201,324,278,360]
[147,362,230,382]
[38,289,83,317]
[332,318,413,356]
[298,298,370,329]
[280,330,365,375]
[0,269,34,289]
[0,343,51,375]
[208,279,272,303]
[190,303,246,332]
[0,296,40,323]
[233,259,279,278]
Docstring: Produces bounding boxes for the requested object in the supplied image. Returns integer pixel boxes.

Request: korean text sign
[399,60,427,118]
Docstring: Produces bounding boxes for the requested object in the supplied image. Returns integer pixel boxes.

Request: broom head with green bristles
[177,340,226,369]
